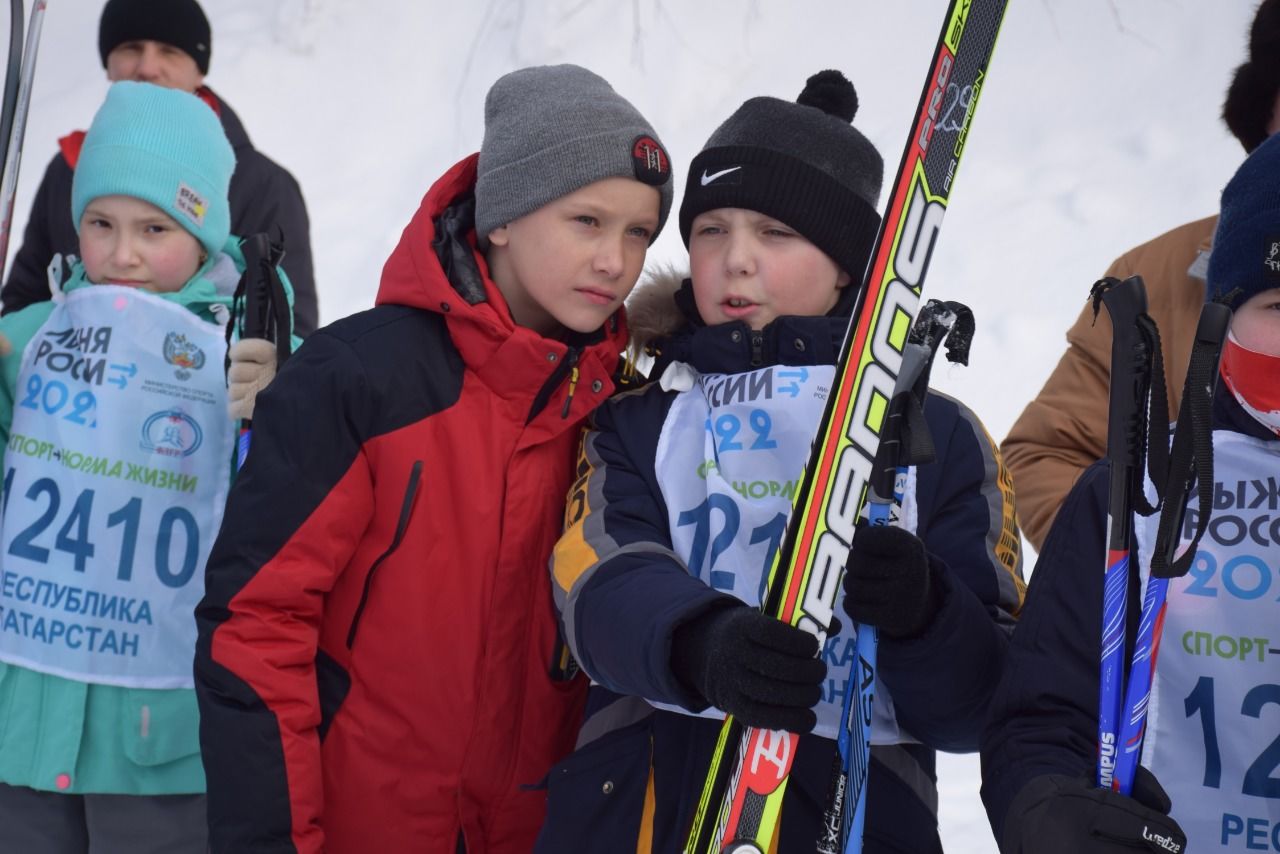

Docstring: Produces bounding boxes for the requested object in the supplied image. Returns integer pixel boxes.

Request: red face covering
[1221,331,1280,437]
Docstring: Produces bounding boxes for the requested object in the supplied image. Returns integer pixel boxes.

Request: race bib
[1140,431,1280,849]
[0,286,232,688]
[653,362,916,742]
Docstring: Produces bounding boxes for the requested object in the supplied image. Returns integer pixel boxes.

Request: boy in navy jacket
[541,71,1024,854]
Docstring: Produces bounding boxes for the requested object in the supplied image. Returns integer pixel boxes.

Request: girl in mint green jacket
[0,80,261,852]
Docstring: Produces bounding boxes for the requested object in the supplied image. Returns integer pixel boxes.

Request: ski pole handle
[1094,275,1150,791]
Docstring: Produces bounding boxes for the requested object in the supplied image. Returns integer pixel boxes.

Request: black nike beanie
[677,70,884,280]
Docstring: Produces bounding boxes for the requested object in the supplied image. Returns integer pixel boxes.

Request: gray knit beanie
[679,70,884,279]
[475,64,673,243]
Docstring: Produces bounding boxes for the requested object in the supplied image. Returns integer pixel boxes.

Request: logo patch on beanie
[1267,234,1280,278]
[175,183,207,228]
[631,136,670,186]
[700,165,743,187]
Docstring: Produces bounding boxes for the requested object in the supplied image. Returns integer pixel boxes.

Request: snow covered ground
[3,1,1262,850]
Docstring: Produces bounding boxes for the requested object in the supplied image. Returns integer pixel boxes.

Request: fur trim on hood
[625,264,690,357]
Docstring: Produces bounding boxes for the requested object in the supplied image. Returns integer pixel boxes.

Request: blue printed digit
[750,513,787,602]
[19,375,40,410]
[8,478,60,563]
[714,415,744,452]
[66,391,97,426]
[1184,675,1222,789]
[1184,552,1217,598]
[748,409,778,450]
[1241,684,1280,799]
[677,495,741,589]
[55,488,96,573]
[155,506,199,588]
[1,467,13,517]
[41,380,68,415]
[107,497,141,581]
[1221,556,1271,601]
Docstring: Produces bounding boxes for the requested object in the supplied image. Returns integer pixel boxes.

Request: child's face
[79,195,205,294]
[1232,287,1280,356]
[486,177,660,337]
[689,208,850,331]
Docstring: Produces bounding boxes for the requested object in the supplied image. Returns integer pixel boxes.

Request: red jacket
[195,154,627,853]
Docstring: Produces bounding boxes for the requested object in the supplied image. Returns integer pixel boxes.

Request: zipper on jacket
[346,460,423,649]
[749,330,765,367]
[528,346,581,424]
[560,363,581,418]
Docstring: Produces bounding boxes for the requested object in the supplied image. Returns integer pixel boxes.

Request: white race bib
[1140,431,1280,849]
[653,362,915,742]
[0,286,232,688]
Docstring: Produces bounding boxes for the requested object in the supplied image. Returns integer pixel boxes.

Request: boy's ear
[486,225,510,247]
[835,270,853,289]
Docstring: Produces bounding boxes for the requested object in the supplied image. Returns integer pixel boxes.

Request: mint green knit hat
[72,81,235,259]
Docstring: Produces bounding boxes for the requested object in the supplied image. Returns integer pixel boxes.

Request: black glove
[669,605,826,733]
[842,524,941,638]
[1001,769,1187,854]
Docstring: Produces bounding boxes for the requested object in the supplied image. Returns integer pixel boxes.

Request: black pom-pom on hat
[796,69,859,123]
[678,68,885,288]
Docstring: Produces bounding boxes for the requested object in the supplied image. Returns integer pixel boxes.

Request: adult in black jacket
[0,0,318,334]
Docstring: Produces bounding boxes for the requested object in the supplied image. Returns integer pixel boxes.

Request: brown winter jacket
[1001,215,1216,550]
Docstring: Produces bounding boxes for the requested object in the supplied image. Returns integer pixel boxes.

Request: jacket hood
[625,266,689,355]
[375,153,630,393]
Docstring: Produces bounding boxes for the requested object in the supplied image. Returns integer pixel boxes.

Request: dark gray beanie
[679,70,884,279]
[474,64,673,243]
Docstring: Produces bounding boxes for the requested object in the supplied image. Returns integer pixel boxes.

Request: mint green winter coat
[0,241,267,795]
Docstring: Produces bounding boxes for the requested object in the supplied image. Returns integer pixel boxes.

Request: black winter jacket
[980,390,1276,851]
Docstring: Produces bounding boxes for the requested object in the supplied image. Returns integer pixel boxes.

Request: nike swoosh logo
[700,166,742,186]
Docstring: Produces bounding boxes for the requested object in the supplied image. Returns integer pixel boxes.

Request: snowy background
[2,0,1261,850]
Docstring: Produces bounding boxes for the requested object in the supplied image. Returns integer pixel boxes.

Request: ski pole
[1094,275,1157,791]
[229,233,291,469]
[0,0,47,285]
[0,0,24,192]
[1111,300,1230,795]
[821,300,973,854]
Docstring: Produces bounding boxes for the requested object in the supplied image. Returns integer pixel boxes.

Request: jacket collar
[199,87,252,152]
[650,279,846,376]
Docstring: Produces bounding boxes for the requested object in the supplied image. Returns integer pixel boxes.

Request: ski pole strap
[1133,313,1169,516]
[1149,301,1231,579]
[1091,276,1170,517]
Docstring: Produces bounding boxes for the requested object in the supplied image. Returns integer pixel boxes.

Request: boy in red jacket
[193,64,672,854]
